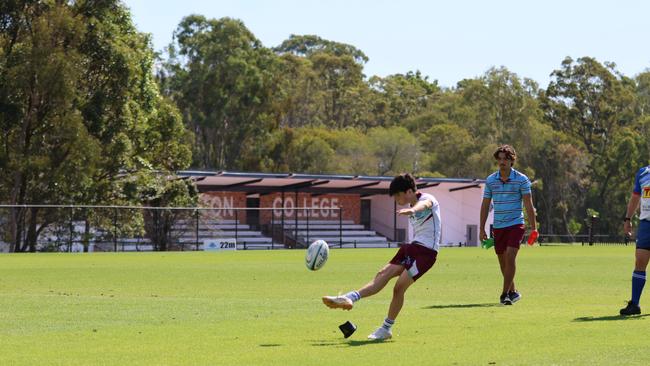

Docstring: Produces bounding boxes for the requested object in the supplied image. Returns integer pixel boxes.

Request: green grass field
[0,245,647,365]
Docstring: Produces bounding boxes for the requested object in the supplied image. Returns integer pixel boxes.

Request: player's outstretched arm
[397,197,432,216]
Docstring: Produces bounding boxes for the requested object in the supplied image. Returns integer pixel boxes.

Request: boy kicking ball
[322,173,441,340]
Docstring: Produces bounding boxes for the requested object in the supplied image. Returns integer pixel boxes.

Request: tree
[368,71,440,127]
[636,70,650,116]
[274,34,368,64]
[541,57,638,233]
[286,132,335,174]
[161,15,278,170]
[422,123,476,177]
[272,54,324,128]
[455,67,542,162]
[0,1,192,252]
[368,127,419,175]
[526,128,588,235]
[401,68,542,178]
[308,51,367,128]
[635,71,650,159]
[141,177,198,251]
[327,128,376,175]
[542,57,636,155]
[275,34,370,129]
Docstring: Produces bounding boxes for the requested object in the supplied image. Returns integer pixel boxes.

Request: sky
[124,0,650,88]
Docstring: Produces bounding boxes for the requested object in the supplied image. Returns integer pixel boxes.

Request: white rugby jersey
[408,192,442,251]
[634,166,650,221]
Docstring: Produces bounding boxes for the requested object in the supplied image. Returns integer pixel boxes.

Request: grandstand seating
[279,220,390,248]
[36,218,393,251]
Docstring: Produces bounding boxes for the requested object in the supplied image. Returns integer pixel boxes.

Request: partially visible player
[322,173,441,340]
[480,144,537,305]
[620,165,650,316]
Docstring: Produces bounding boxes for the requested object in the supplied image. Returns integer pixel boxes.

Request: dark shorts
[493,224,526,254]
[637,220,650,249]
[389,242,438,281]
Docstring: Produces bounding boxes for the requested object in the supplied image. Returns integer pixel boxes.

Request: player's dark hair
[389,173,417,196]
[493,144,517,165]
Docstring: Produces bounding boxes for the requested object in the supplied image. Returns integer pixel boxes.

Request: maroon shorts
[389,242,438,281]
[493,224,526,254]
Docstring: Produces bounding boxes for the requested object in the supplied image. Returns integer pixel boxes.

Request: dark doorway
[466,224,478,246]
[361,199,371,229]
[247,198,260,230]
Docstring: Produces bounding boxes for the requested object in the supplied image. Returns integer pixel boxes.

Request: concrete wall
[366,195,408,241]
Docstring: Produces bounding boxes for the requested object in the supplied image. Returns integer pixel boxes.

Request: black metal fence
[1,205,635,252]
[538,234,632,246]
[0,204,353,252]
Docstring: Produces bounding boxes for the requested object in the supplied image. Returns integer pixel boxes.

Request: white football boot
[367,327,392,340]
[322,295,353,310]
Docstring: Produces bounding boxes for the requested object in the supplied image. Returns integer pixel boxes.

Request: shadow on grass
[573,314,650,322]
[310,339,392,347]
[310,340,339,347]
[345,339,393,347]
[423,303,499,309]
[259,344,282,347]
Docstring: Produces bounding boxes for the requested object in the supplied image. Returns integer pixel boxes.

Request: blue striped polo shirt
[483,168,532,229]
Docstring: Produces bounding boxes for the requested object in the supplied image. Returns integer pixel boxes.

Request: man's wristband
[624,217,631,222]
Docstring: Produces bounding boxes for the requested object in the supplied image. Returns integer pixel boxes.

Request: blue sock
[381,317,395,331]
[345,291,361,303]
[632,271,646,305]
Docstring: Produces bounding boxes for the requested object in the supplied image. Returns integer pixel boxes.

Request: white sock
[344,291,361,303]
[381,317,394,331]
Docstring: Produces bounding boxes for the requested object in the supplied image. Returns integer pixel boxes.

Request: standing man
[480,145,537,305]
[322,173,441,340]
[620,165,650,316]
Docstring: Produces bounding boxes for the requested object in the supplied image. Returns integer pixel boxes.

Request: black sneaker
[500,293,512,305]
[508,291,522,304]
[620,301,641,316]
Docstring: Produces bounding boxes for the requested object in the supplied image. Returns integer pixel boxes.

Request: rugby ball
[305,240,329,271]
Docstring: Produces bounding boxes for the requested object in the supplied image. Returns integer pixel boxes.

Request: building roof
[178,171,485,196]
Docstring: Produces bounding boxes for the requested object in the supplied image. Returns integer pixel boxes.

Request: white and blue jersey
[409,192,441,252]
[633,166,650,221]
[633,166,650,248]
[483,168,532,229]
